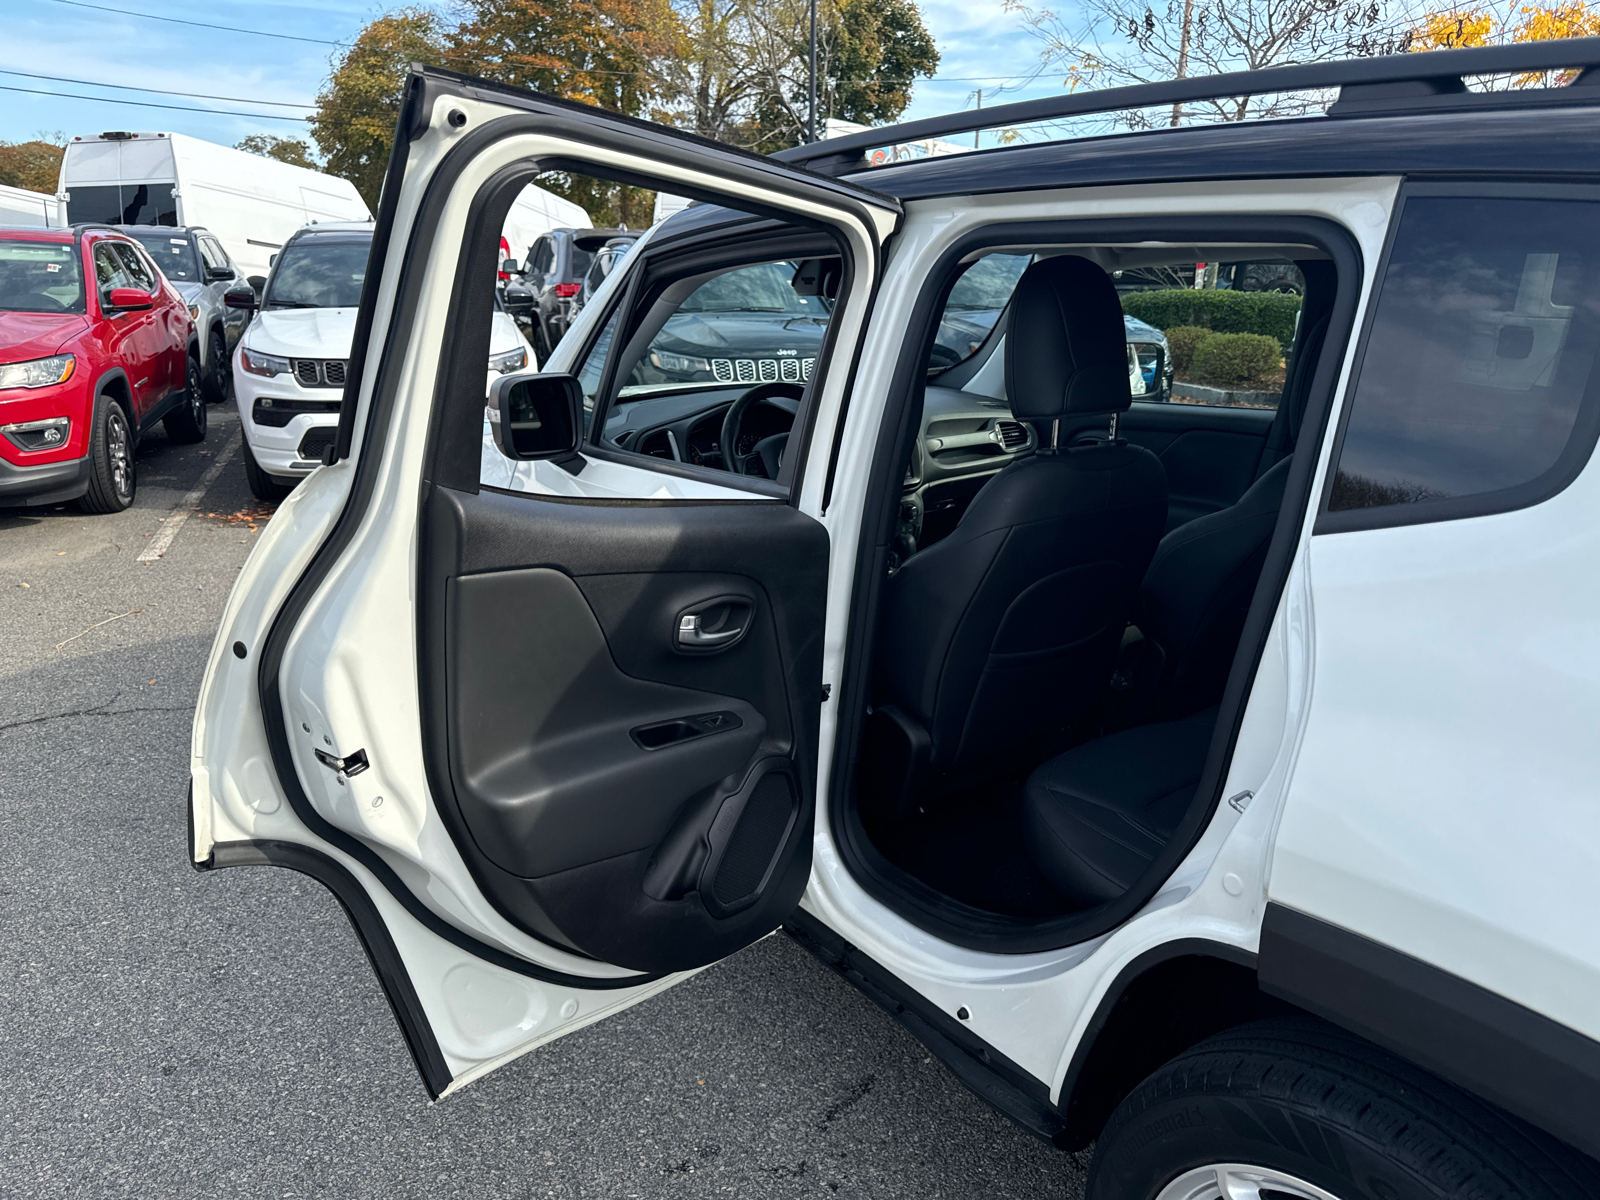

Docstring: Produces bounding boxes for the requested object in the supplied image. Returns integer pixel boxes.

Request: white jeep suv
[233,220,532,500]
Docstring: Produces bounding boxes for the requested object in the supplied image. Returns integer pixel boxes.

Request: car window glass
[531,238,554,275]
[198,237,228,274]
[931,253,1030,372]
[93,242,135,299]
[265,238,370,309]
[575,311,618,409]
[132,233,199,283]
[0,240,85,314]
[622,260,831,394]
[65,183,178,227]
[114,243,158,292]
[1328,195,1600,520]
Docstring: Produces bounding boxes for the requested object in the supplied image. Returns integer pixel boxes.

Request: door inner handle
[674,596,753,652]
[678,613,742,646]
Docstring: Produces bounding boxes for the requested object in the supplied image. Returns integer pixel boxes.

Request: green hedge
[1190,332,1282,387]
[1163,326,1210,374]
[1122,289,1301,350]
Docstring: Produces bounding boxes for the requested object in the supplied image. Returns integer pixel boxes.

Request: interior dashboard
[603,385,800,473]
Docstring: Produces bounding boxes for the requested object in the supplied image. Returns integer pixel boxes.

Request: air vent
[637,430,676,460]
[996,421,1028,450]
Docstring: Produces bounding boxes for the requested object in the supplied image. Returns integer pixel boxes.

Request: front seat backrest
[870,256,1169,799]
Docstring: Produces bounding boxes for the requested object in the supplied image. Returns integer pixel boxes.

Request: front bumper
[0,451,91,506]
[234,360,341,480]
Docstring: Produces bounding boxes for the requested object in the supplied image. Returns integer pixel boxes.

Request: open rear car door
[189,67,899,1097]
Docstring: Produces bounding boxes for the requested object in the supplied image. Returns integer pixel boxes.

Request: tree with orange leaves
[1408,0,1600,84]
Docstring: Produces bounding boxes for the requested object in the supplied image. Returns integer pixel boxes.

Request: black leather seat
[1133,291,1332,720]
[1020,706,1216,904]
[863,256,1168,811]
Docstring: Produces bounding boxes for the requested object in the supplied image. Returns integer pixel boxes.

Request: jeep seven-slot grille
[996,420,1028,450]
[291,359,348,388]
[710,357,814,384]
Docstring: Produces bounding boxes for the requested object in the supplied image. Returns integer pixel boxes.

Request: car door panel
[191,65,896,1096]
[422,484,829,973]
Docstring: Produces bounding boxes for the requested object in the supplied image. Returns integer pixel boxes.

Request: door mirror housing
[223,286,257,312]
[206,265,234,282]
[500,258,520,274]
[246,275,267,296]
[106,287,154,312]
[488,372,582,460]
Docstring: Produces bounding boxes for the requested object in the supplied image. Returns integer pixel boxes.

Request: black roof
[116,224,207,238]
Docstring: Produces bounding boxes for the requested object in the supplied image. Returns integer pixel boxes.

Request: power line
[0,67,317,108]
[48,0,347,45]
[0,82,310,121]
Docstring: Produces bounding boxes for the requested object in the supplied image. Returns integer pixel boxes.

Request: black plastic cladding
[829,215,1363,954]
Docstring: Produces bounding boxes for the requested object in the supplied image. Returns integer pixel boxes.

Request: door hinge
[313,746,369,777]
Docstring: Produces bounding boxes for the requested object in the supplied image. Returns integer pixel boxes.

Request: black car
[509,226,634,358]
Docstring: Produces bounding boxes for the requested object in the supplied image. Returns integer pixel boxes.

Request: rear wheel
[78,396,136,513]
[243,437,295,503]
[163,354,208,444]
[1088,1016,1599,1200]
[202,329,232,404]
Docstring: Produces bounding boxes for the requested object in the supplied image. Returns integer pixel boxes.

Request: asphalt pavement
[0,409,1089,1199]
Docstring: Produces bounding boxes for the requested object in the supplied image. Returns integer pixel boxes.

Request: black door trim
[1259,902,1600,1162]
[200,838,454,1099]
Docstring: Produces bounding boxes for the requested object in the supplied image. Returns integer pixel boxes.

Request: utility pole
[974,89,982,148]
[808,0,818,143]
[1170,0,1194,127]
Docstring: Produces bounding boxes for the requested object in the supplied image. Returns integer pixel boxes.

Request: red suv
[0,224,203,512]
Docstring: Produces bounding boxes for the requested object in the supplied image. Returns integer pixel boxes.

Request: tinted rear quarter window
[1325,194,1600,529]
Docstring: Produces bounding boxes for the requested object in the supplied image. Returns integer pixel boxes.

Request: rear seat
[1019,707,1216,905]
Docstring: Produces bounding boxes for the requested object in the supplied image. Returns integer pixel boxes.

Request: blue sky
[0,0,1073,161]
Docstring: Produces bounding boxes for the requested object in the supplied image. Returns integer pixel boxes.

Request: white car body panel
[0,181,62,227]
[794,175,1399,1095]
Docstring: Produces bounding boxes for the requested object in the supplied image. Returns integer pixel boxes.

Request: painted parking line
[136,430,239,562]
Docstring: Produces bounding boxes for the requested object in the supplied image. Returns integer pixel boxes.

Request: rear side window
[114,243,159,292]
[1325,193,1600,528]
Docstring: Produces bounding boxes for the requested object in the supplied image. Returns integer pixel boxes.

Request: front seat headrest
[1005,255,1132,420]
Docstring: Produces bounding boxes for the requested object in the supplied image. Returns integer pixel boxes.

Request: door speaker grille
[711,772,796,907]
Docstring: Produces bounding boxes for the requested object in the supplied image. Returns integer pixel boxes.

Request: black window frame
[1315,180,1600,535]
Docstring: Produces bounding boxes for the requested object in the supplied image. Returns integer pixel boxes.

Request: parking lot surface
[0,412,1087,1199]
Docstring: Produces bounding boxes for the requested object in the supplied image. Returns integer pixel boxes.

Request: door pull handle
[677,613,742,647]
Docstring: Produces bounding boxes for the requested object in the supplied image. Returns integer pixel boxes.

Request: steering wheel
[721,380,803,477]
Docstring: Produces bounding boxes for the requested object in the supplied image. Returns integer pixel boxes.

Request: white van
[57,132,370,282]
[499,181,589,267]
[0,182,62,227]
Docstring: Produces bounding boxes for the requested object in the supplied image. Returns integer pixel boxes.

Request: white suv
[232,221,532,500]
[193,46,1600,1199]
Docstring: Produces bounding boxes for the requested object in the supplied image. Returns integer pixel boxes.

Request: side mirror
[106,287,154,311]
[223,285,257,311]
[488,372,582,460]
[206,265,233,282]
[500,258,520,274]
[268,253,278,268]
[246,275,267,298]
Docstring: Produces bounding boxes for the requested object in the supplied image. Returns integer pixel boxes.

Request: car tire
[163,353,208,444]
[78,395,136,514]
[202,329,232,404]
[243,437,295,503]
[1088,1016,1599,1200]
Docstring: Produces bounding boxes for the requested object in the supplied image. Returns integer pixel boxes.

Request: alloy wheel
[1155,1164,1345,1200]
[108,408,132,501]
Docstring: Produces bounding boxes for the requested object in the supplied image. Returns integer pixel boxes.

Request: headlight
[650,350,711,374]
[1,416,70,451]
[239,346,290,377]
[488,346,527,375]
[0,354,75,390]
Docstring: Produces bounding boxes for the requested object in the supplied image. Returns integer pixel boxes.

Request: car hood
[1123,315,1168,346]
[0,312,90,363]
[173,281,206,305]
[657,311,828,356]
[244,307,358,358]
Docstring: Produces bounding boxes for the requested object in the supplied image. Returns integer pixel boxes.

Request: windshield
[678,261,827,315]
[131,233,199,283]
[265,238,370,309]
[0,240,86,314]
